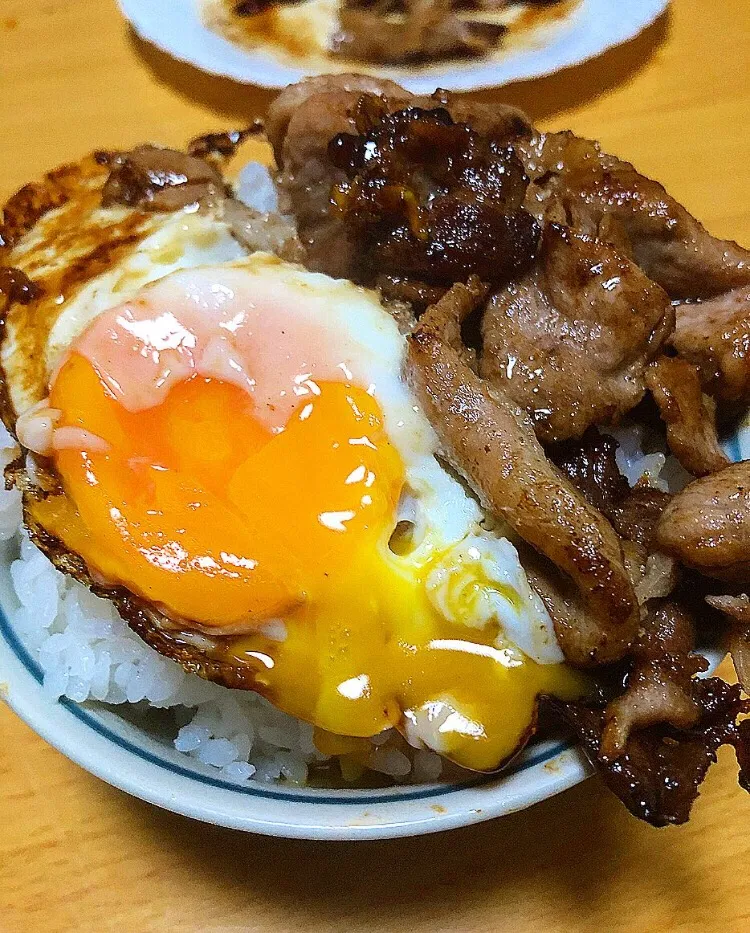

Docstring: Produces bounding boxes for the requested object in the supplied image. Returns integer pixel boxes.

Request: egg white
[45,210,247,378]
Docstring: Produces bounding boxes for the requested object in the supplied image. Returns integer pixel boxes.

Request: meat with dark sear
[518,131,750,300]
[187,124,264,160]
[102,144,302,260]
[327,103,539,287]
[550,428,677,606]
[101,146,227,212]
[480,222,673,443]
[657,461,750,582]
[671,285,750,408]
[600,600,707,760]
[267,76,407,278]
[645,355,729,477]
[266,75,531,280]
[271,78,750,302]
[516,546,614,668]
[550,428,673,551]
[545,677,750,827]
[265,74,406,152]
[267,75,530,155]
[407,283,639,666]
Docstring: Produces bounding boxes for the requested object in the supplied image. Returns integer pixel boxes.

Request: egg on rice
[0,141,588,784]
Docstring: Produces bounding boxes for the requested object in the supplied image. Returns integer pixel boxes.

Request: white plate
[117,0,669,93]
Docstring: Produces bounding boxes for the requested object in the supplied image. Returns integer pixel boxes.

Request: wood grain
[1,1,749,930]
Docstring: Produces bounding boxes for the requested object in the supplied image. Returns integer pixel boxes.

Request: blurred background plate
[117,0,670,93]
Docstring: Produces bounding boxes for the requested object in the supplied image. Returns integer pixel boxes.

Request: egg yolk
[44,352,403,628]
[31,271,585,772]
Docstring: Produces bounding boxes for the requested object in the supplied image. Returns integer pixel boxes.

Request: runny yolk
[44,352,404,628]
[31,272,585,773]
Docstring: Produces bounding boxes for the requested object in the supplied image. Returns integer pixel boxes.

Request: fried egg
[3,161,583,772]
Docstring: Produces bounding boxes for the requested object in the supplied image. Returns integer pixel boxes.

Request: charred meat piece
[103,143,303,259]
[671,285,750,409]
[705,593,750,692]
[102,145,227,212]
[480,223,673,443]
[518,131,750,299]
[328,104,539,286]
[268,78,408,279]
[551,428,677,607]
[549,428,630,516]
[600,600,707,760]
[407,284,639,666]
[545,677,749,827]
[332,0,506,65]
[608,488,675,552]
[518,545,636,670]
[272,78,750,303]
[645,355,729,477]
[657,461,750,582]
[265,74,407,156]
[375,274,447,312]
[187,124,264,160]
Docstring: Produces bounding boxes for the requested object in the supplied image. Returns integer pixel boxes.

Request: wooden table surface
[1,1,749,930]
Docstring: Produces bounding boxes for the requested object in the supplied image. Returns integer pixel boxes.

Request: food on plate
[203,0,573,67]
[2,74,749,824]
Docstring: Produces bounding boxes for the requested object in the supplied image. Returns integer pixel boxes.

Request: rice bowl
[0,518,593,838]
